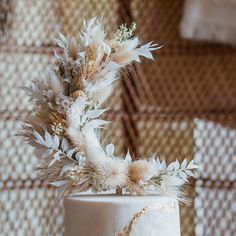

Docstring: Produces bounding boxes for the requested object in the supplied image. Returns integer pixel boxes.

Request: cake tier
[64,195,180,236]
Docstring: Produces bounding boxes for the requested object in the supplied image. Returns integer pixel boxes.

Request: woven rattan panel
[0,188,63,236]
[1,0,236,236]
[2,0,118,46]
[136,116,194,161]
[0,53,53,113]
[140,54,236,113]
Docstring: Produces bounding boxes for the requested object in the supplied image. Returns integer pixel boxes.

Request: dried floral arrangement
[20,17,197,202]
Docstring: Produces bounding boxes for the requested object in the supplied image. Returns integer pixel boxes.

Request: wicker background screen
[1,0,236,235]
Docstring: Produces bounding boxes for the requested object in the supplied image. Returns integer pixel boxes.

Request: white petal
[67,148,76,158]
[185,170,195,177]
[84,119,109,130]
[125,150,132,163]
[85,109,107,119]
[106,143,115,156]
[187,160,198,169]
[181,159,187,169]
[53,135,60,149]
[58,32,68,44]
[50,180,69,187]
[45,131,53,148]
[179,171,188,182]
[167,162,176,171]
[34,131,45,146]
[175,159,180,170]
[61,139,69,152]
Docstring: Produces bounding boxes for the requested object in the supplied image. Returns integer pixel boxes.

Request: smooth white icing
[64,195,181,236]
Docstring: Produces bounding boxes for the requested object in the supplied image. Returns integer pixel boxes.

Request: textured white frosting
[64,195,180,236]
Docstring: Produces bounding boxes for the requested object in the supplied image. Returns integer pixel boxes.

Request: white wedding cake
[64,195,180,236]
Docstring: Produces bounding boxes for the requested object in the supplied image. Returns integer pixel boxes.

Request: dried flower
[70,90,86,100]
[68,37,79,60]
[94,159,128,188]
[51,122,65,136]
[85,61,96,79]
[129,160,156,183]
[19,17,196,200]
[115,22,136,43]
[55,95,74,114]
[86,45,97,61]
[49,112,67,134]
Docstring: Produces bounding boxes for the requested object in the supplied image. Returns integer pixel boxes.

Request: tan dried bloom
[86,45,97,61]
[64,168,81,184]
[49,112,67,135]
[56,95,74,114]
[71,67,85,91]
[70,90,86,100]
[101,53,108,63]
[68,37,78,60]
[128,160,156,183]
[50,112,66,123]
[51,122,65,136]
[86,61,96,79]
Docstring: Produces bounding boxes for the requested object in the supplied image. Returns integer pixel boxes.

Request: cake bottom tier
[64,195,180,236]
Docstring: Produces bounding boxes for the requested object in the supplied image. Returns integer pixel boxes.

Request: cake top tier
[66,194,177,205]
[64,194,180,236]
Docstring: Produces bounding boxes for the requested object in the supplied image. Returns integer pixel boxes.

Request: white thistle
[94,158,128,188]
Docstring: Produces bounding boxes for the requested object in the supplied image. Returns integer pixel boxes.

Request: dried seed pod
[51,122,64,136]
[86,45,97,61]
[70,90,86,100]
[128,160,156,183]
[68,37,78,60]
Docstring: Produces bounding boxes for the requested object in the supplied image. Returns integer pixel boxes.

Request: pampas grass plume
[128,160,156,183]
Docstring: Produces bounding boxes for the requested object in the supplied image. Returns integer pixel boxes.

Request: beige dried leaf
[68,37,78,60]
